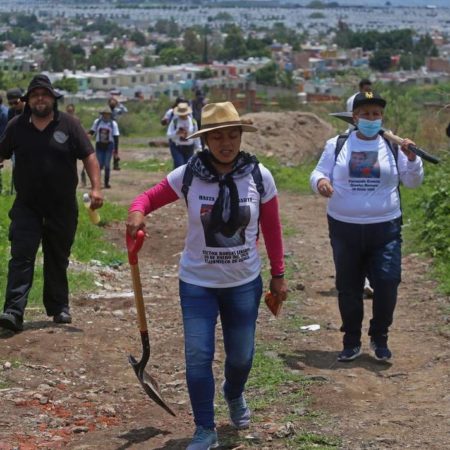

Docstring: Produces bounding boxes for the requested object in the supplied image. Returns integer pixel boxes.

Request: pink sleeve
[129,178,179,215]
[260,195,285,276]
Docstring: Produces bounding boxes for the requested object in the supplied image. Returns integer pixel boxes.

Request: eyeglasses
[8,99,20,106]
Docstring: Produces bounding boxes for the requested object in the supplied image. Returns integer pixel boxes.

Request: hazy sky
[290,0,448,6]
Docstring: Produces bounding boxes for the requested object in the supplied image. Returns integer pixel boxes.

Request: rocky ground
[0,114,449,449]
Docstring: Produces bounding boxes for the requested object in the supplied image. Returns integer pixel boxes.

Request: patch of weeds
[123,158,172,173]
[290,431,341,449]
[283,314,309,330]
[283,224,299,238]
[247,346,311,413]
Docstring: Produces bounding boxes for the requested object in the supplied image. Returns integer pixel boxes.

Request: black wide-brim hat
[21,74,63,102]
[352,91,386,111]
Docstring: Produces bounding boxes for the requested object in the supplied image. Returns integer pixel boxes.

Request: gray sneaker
[0,312,23,332]
[53,311,72,324]
[186,426,218,450]
[222,383,251,429]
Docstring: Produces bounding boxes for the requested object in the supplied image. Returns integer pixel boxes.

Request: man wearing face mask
[310,92,424,363]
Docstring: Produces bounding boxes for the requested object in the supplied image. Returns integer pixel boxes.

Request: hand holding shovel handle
[329,112,440,164]
[126,230,176,417]
[379,129,440,164]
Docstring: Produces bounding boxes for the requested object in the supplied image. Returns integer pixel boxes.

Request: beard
[30,104,53,118]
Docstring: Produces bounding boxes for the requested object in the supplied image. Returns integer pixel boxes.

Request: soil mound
[241,111,335,165]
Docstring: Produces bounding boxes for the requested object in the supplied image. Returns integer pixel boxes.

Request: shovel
[330,112,440,164]
[126,229,176,417]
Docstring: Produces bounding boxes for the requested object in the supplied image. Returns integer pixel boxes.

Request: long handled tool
[330,112,440,164]
[126,229,176,416]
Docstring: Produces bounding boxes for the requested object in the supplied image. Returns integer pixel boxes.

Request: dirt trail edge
[0,144,449,450]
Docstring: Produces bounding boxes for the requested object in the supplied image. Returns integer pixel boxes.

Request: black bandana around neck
[187,150,259,231]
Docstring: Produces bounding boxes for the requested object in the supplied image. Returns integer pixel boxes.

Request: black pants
[4,198,78,318]
[328,216,402,347]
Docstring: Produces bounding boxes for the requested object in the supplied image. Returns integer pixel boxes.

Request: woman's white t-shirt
[310,133,424,224]
[167,164,277,288]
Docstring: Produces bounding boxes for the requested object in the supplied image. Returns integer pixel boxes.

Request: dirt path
[0,143,448,450]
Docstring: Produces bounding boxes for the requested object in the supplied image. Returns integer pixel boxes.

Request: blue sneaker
[337,345,362,362]
[370,340,392,361]
[186,426,219,450]
[222,383,251,429]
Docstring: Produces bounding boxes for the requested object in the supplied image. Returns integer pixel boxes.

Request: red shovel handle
[126,229,145,265]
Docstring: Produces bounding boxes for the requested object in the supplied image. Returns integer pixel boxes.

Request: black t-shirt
[0,110,94,206]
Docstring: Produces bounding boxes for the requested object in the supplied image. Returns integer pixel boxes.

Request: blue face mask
[357,118,382,138]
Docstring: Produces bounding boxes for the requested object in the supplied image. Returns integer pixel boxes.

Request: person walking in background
[5,88,26,196]
[0,94,9,136]
[6,88,25,121]
[191,89,206,150]
[161,97,187,166]
[65,103,79,120]
[310,92,424,363]
[190,89,205,130]
[108,95,127,171]
[89,109,119,189]
[346,78,372,113]
[166,102,201,169]
[160,96,186,128]
[0,74,103,333]
[127,101,288,450]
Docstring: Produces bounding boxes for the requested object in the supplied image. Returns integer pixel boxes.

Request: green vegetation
[293,432,341,449]
[401,156,450,294]
[259,157,316,194]
[123,158,171,173]
[247,346,310,411]
[335,25,438,72]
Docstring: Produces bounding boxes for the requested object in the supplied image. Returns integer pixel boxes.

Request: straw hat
[187,101,257,139]
[173,102,192,116]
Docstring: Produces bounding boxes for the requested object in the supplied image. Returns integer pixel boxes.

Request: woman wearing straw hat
[126,101,288,450]
[166,101,201,169]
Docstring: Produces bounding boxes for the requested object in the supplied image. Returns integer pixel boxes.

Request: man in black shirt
[0,74,103,332]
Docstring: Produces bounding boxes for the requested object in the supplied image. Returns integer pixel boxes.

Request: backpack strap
[334,133,350,161]
[251,163,265,200]
[181,164,194,206]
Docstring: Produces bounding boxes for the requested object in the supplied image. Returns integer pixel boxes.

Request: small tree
[53,77,78,94]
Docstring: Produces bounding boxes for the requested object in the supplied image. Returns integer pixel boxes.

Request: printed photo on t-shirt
[349,151,380,178]
[99,127,111,144]
[200,203,251,248]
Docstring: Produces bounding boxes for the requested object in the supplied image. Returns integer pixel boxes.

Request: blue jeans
[95,143,114,185]
[180,275,262,429]
[170,141,194,168]
[328,216,402,347]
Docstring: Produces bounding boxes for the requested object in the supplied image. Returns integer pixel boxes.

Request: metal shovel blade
[129,354,176,417]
